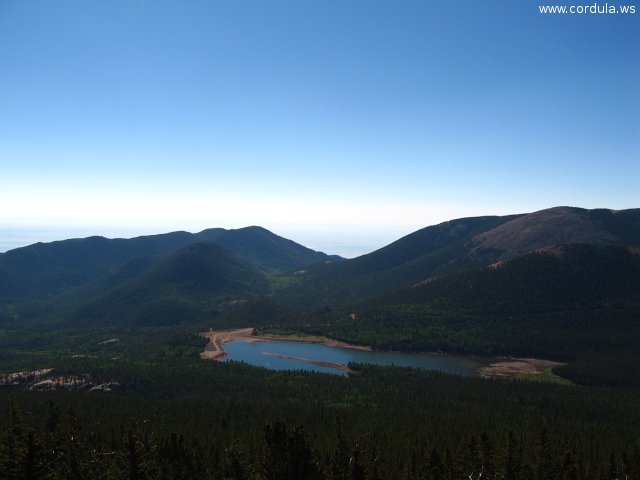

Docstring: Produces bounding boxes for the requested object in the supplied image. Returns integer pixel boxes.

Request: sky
[0,0,638,257]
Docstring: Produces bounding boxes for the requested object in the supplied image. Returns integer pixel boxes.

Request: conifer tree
[503,431,520,480]
[330,420,350,480]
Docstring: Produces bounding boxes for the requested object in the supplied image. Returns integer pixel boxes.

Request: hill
[470,206,640,258]
[0,226,339,327]
[273,207,640,308]
[0,226,337,307]
[318,244,639,351]
[196,226,339,272]
[70,242,269,327]
[301,243,640,386]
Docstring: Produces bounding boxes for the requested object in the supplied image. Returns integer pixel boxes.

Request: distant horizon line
[1,205,638,258]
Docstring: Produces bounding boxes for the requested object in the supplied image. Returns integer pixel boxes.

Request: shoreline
[477,357,563,380]
[200,328,565,382]
[199,327,370,361]
[262,352,352,373]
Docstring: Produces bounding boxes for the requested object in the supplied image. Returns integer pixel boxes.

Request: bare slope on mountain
[471,207,640,259]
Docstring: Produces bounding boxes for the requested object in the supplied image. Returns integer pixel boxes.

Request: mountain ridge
[470,206,640,259]
[0,226,339,306]
[273,206,640,309]
[1,206,638,333]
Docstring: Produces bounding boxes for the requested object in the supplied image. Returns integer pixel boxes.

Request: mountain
[273,207,640,308]
[70,242,269,326]
[470,206,640,259]
[1,206,638,334]
[195,226,339,272]
[322,244,639,351]
[0,226,338,306]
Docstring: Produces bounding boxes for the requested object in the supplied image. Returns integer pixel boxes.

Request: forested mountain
[0,226,339,328]
[273,207,640,308]
[314,244,640,360]
[470,207,640,258]
[0,226,337,305]
[196,226,340,272]
[1,206,638,337]
[1,207,640,478]
[70,242,269,327]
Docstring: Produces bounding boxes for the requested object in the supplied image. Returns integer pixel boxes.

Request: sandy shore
[478,357,562,379]
[262,352,352,372]
[199,327,370,361]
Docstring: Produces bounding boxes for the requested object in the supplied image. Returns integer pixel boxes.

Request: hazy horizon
[0,224,409,258]
[2,203,638,258]
[1,1,638,254]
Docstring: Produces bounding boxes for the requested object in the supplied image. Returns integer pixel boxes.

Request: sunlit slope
[275,207,640,309]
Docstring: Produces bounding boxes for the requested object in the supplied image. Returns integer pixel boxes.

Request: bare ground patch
[478,357,564,380]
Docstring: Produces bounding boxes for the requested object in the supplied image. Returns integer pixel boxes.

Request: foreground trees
[1,394,639,480]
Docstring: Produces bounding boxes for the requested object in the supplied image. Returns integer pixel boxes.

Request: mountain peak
[470,206,634,258]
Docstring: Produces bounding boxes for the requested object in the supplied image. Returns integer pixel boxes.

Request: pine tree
[426,447,443,480]
[607,452,618,480]
[480,432,496,479]
[261,420,321,480]
[462,435,481,480]
[0,395,25,480]
[22,428,51,480]
[536,428,555,480]
[119,427,151,480]
[350,449,365,480]
[503,431,520,480]
[330,420,350,480]
[561,452,578,480]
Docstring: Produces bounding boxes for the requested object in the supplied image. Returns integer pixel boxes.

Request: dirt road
[199,328,255,360]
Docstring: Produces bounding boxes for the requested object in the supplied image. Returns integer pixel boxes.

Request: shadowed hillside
[70,242,269,326]
[0,227,338,306]
[308,244,640,385]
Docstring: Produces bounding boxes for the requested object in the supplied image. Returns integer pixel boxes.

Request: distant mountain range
[0,207,638,359]
[0,226,340,326]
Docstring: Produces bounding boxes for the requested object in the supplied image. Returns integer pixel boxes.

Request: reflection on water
[223,340,480,376]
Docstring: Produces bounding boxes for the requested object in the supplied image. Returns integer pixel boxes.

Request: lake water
[223,340,480,376]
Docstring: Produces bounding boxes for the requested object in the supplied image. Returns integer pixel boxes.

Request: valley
[0,206,639,479]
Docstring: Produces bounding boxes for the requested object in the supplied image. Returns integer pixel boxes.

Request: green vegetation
[297,245,640,387]
[0,226,339,327]
[270,215,519,308]
[0,325,639,479]
[1,208,639,478]
[516,368,574,386]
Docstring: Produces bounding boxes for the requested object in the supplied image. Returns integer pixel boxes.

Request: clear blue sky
[0,0,638,256]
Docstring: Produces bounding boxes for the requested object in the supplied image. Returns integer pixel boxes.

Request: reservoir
[222,339,480,376]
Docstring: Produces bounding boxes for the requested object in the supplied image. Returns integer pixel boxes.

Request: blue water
[223,340,480,376]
